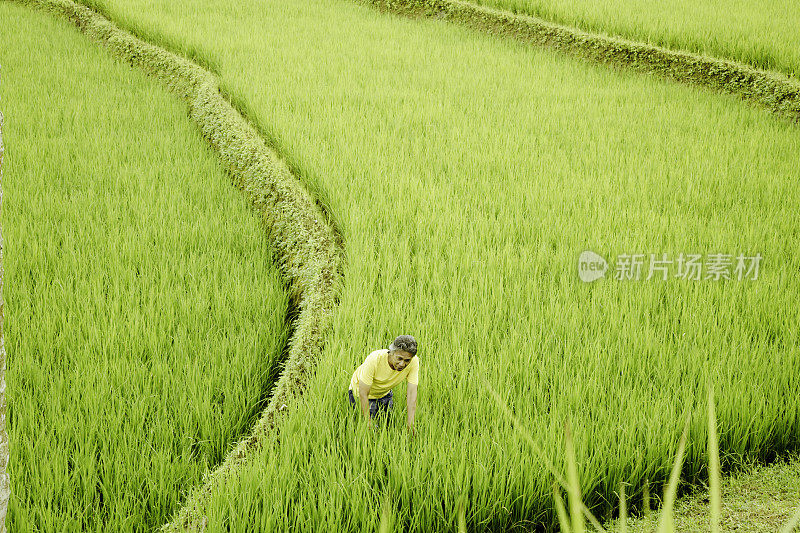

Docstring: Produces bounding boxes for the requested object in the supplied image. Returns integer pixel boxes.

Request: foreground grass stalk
[565,420,585,533]
[378,497,392,533]
[457,494,467,533]
[708,382,720,533]
[492,371,796,532]
[553,483,571,533]
[485,381,605,529]
[655,412,691,533]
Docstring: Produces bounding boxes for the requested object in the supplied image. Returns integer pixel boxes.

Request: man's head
[388,335,417,371]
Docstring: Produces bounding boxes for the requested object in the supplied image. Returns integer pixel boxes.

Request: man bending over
[348,335,419,434]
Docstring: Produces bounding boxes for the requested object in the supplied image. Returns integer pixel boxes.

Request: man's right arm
[358,382,372,422]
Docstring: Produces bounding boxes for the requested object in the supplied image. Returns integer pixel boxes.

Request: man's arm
[358,381,372,423]
[406,383,418,432]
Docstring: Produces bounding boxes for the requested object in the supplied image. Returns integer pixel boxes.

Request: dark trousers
[348,389,393,419]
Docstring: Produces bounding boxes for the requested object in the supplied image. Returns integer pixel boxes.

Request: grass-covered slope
[365,0,800,123]
[22,0,800,529]
[609,452,800,532]
[0,2,291,529]
[468,0,800,78]
[0,70,8,528]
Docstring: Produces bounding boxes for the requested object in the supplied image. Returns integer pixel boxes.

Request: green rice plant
[707,379,721,533]
[489,377,799,532]
[8,0,344,529]
[0,3,290,529]
[464,0,800,78]
[366,0,800,123]
[0,64,8,528]
[62,0,800,529]
[9,0,800,529]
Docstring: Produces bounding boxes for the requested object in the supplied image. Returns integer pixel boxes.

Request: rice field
[0,2,290,529]
[469,0,800,77]
[3,0,800,530]
[73,0,800,529]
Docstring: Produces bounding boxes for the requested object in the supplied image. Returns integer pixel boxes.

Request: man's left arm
[406,358,419,434]
[406,383,417,432]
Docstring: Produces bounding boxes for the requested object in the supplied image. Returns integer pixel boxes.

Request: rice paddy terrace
[0,0,798,530]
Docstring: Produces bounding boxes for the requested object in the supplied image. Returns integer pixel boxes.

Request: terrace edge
[9,0,345,529]
[366,0,800,123]
[0,68,9,533]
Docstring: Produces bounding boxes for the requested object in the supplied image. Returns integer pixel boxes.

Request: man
[348,335,419,434]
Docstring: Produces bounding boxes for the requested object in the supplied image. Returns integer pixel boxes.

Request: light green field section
[469,0,800,78]
[0,2,290,530]
[42,0,800,529]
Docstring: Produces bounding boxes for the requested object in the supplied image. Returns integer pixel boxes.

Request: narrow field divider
[0,73,9,533]
[367,0,800,123]
[12,0,344,529]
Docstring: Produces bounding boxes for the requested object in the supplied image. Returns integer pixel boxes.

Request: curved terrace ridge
[367,0,800,123]
[0,84,9,531]
[12,0,344,529]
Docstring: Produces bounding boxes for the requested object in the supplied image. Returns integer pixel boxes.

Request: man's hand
[407,422,417,438]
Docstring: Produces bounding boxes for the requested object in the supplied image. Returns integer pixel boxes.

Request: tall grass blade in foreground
[378,496,391,533]
[492,375,798,533]
[553,483,571,533]
[484,379,605,530]
[708,381,721,533]
[457,493,467,533]
[656,412,691,533]
[565,420,585,533]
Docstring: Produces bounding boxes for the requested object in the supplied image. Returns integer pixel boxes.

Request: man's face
[388,350,414,371]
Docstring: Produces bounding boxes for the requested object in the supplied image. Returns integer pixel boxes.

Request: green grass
[614,451,800,532]
[9,0,800,529]
[497,379,800,533]
[73,0,800,530]
[468,0,800,78]
[0,2,290,529]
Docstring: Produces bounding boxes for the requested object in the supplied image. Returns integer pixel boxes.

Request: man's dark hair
[389,335,417,356]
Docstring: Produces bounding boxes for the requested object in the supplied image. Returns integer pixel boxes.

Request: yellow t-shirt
[349,349,420,399]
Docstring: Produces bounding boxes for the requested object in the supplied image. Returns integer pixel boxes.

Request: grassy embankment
[614,450,800,531]
[0,58,8,527]
[468,0,800,78]
[36,0,800,529]
[364,0,800,124]
[0,3,291,529]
